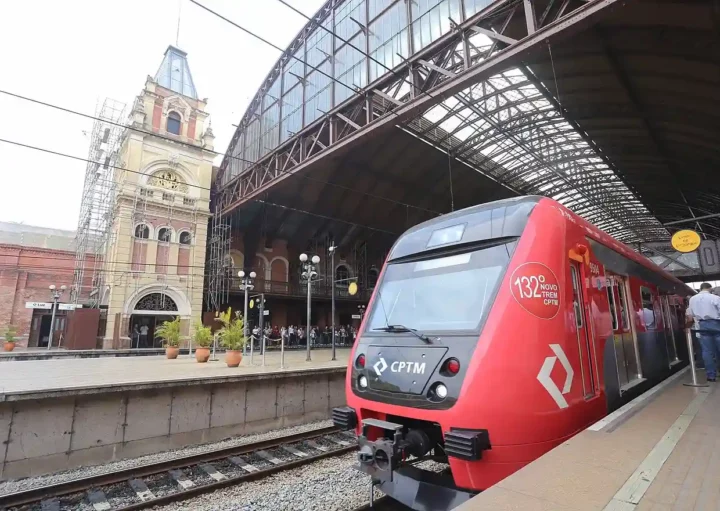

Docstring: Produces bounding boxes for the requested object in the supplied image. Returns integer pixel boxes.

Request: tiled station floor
[459,367,720,511]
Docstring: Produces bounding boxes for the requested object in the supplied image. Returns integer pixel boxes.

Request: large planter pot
[3,342,15,352]
[195,347,210,363]
[225,350,242,368]
[166,346,179,359]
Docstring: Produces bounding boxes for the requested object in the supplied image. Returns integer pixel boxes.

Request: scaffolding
[205,206,232,312]
[71,98,127,306]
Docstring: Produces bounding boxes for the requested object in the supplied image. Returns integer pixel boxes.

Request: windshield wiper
[373,325,433,344]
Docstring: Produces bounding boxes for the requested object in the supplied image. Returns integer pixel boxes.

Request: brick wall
[0,244,93,347]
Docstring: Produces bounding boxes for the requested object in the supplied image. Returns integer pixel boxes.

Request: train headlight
[435,383,448,399]
[358,375,368,389]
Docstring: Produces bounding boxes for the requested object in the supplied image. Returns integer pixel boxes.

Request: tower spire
[154,45,198,99]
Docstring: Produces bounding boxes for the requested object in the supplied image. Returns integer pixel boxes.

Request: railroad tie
[255,450,283,465]
[328,436,352,447]
[87,490,111,511]
[129,478,156,502]
[40,499,60,511]
[281,445,309,458]
[168,469,195,490]
[305,440,329,452]
[200,463,228,481]
[229,456,259,473]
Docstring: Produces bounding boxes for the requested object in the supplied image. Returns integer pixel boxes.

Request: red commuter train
[333,196,692,510]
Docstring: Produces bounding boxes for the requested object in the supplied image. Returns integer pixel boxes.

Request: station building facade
[0,222,94,348]
[99,46,214,348]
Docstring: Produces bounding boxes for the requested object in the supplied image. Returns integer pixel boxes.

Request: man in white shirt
[687,282,720,382]
[139,324,149,348]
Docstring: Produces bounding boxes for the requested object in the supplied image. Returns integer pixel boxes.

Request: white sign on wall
[25,302,52,309]
[59,304,82,311]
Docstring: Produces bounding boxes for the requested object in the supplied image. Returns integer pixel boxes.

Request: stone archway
[124,285,191,348]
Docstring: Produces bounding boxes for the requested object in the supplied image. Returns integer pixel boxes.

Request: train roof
[389,196,693,297]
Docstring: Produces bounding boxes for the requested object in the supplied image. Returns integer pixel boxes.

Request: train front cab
[333,197,690,511]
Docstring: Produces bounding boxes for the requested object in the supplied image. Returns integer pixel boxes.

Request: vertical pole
[306,265,312,362]
[243,282,249,358]
[280,324,285,369]
[48,297,57,350]
[331,249,336,361]
[259,293,266,367]
[682,328,708,387]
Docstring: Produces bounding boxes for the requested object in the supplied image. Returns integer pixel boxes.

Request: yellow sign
[671,230,701,253]
[348,282,358,296]
[249,299,254,309]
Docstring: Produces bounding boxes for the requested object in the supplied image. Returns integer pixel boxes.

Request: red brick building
[0,222,93,348]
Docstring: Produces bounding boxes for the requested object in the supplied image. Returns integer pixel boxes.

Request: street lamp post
[238,270,256,361]
[47,284,67,350]
[300,253,320,361]
[328,244,337,361]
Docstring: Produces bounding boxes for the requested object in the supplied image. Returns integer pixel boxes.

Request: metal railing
[228,277,373,300]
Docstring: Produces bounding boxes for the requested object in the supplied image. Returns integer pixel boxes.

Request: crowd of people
[249,324,358,348]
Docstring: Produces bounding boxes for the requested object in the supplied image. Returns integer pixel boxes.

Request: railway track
[352,495,414,511]
[1,426,356,511]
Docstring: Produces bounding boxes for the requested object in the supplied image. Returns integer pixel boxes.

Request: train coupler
[357,418,404,483]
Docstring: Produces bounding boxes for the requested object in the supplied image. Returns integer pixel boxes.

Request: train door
[607,274,642,387]
[660,295,679,365]
[569,261,596,397]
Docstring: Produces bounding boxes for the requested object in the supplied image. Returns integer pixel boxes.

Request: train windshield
[366,243,512,333]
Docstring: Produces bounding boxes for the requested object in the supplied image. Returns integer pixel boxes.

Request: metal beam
[218,0,625,214]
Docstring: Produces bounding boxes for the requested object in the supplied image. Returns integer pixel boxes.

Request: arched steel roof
[216,0,719,245]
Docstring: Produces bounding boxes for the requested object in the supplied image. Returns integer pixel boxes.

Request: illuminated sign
[671,230,701,253]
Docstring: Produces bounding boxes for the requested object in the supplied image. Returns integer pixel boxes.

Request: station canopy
[215,0,720,251]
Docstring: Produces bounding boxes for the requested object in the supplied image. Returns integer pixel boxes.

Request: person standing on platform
[139,323,149,348]
[687,282,720,382]
[132,324,140,349]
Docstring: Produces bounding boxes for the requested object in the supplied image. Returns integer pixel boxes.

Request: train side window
[617,281,630,331]
[640,287,656,329]
[606,278,618,330]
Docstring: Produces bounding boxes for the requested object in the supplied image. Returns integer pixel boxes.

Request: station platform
[0,347,351,401]
[0,348,350,479]
[459,367,717,511]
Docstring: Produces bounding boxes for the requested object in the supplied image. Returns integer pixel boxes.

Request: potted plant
[215,308,246,368]
[193,322,213,363]
[155,318,181,359]
[3,325,17,352]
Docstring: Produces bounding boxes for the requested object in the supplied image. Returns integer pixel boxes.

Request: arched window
[158,227,172,243]
[179,231,192,245]
[336,265,351,288]
[134,293,178,312]
[134,224,150,239]
[167,111,181,135]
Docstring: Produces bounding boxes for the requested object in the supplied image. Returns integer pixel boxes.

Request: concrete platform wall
[0,369,347,480]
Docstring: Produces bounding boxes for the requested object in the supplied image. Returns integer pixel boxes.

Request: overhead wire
[0,137,404,235]
[0,90,442,215]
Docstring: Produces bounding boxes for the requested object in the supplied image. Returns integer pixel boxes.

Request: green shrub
[4,325,17,343]
[215,308,246,351]
[193,322,213,348]
[155,317,181,347]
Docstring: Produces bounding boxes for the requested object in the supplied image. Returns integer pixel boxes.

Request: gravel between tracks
[148,452,381,511]
[149,457,445,510]
[0,420,333,496]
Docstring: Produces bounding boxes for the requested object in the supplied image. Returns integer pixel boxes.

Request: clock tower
[101,45,214,348]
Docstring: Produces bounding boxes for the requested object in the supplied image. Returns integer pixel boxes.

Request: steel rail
[351,495,414,511]
[0,425,351,509]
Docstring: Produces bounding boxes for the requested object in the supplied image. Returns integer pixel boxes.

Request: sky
[0,0,325,230]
